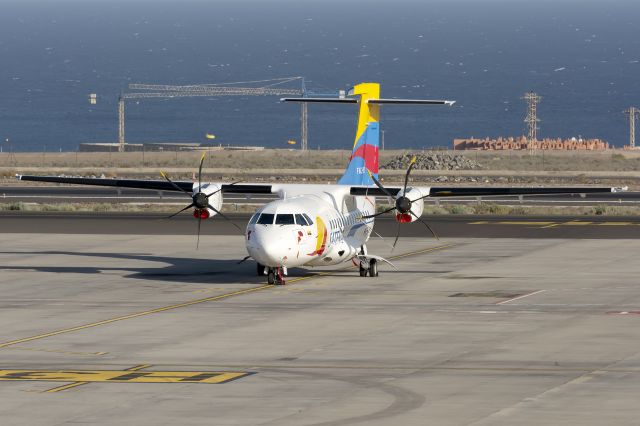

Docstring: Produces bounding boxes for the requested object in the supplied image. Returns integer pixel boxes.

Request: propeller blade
[361,206,396,219]
[207,204,243,232]
[411,194,431,203]
[392,220,402,251]
[167,202,195,219]
[367,170,396,199]
[409,210,440,240]
[237,255,252,264]
[403,155,417,194]
[371,228,395,250]
[160,171,192,197]
[205,180,243,198]
[196,215,202,250]
[198,151,206,190]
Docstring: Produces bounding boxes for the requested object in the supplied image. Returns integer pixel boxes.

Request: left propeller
[161,152,242,249]
[362,155,439,249]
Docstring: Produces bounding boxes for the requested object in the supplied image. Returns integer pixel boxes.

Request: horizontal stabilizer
[368,99,455,106]
[280,97,455,106]
[280,97,357,103]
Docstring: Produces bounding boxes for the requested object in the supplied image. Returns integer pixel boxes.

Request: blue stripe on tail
[338,122,380,186]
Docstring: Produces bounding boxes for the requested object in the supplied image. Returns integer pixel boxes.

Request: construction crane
[116,77,338,152]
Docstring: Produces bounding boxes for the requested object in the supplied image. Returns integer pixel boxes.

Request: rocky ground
[381,152,483,171]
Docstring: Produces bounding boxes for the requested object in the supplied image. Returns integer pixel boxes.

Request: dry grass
[3,149,640,172]
[2,149,638,190]
[3,201,640,216]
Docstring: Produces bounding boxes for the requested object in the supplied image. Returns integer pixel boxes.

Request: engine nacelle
[192,183,223,220]
[395,187,425,223]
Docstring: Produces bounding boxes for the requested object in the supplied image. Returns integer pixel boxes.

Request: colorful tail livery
[280,83,455,186]
[338,83,380,186]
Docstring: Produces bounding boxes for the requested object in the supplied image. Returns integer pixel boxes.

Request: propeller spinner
[363,155,439,249]
[161,152,242,249]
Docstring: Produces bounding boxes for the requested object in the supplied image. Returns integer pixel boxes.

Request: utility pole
[624,107,639,148]
[523,91,541,149]
[300,102,308,151]
[300,77,308,151]
[118,96,125,152]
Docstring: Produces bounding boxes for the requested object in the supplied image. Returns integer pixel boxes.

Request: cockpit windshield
[275,214,295,225]
[256,213,275,225]
[254,212,313,226]
[295,214,308,226]
[303,213,314,225]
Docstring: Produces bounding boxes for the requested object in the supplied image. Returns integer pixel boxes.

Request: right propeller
[363,155,439,249]
[160,152,242,249]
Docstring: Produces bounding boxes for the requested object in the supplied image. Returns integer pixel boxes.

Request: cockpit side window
[257,213,275,225]
[249,213,261,224]
[295,214,308,226]
[302,213,314,225]
[275,214,295,225]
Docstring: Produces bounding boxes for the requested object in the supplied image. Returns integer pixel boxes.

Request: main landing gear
[357,245,378,278]
[359,258,378,278]
[258,263,286,285]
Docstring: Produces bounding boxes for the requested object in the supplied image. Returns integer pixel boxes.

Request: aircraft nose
[247,227,296,267]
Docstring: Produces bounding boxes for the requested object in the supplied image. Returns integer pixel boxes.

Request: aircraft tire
[359,263,368,277]
[369,259,378,277]
[267,270,275,285]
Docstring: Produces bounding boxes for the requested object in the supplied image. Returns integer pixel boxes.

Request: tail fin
[279,83,454,186]
[337,83,380,186]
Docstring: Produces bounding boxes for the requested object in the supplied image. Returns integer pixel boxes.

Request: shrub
[593,204,608,215]
[6,202,24,211]
[447,205,470,214]
[611,153,625,161]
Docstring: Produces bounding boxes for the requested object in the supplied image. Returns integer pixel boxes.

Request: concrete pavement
[0,233,639,424]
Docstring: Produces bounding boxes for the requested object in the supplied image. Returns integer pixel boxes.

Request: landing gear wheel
[359,262,368,277]
[267,269,275,285]
[368,259,378,277]
[257,263,265,276]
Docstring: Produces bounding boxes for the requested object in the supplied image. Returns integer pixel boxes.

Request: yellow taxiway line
[0,286,272,349]
[0,243,456,350]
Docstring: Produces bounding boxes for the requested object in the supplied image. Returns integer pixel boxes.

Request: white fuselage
[245,190,376,269]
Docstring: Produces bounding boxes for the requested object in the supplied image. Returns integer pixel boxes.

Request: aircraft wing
[16,175,273,194]
[425,186,626,197]
[16,175,625,198]
[348,185,625,198]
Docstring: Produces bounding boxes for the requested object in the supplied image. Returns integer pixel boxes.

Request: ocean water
[0,0,639,151]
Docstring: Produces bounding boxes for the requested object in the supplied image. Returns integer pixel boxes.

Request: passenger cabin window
[295,214,308,226]
[275,214,295,225]
[257,213,275,225]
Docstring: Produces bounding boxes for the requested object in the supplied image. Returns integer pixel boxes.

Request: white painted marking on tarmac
[496,289,546,305]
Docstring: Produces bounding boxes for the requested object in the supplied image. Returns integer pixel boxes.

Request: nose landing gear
[267,267,286,285]
[359,258,378,278]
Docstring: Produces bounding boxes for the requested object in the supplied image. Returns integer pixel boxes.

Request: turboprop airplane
[17,82,625,285]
